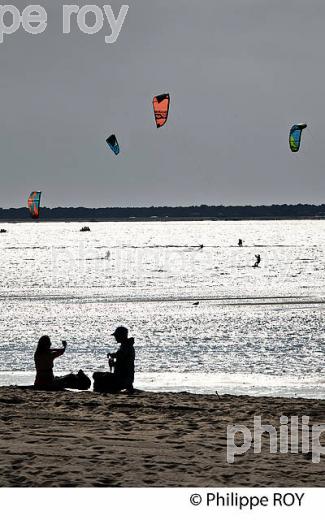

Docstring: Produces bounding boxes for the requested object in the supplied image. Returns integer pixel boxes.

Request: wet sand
[0,387,324,487]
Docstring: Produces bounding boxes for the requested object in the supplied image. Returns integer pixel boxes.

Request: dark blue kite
[106,134,120,155]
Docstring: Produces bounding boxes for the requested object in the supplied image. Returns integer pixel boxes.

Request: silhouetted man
[109,326,135,392]
[93,326,135,393]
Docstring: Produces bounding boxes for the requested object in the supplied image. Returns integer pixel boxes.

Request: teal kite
[289,124,307,152]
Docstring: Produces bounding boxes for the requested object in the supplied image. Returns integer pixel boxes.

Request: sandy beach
[0,387,324,487]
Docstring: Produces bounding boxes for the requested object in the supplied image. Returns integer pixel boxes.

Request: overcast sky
[1,0,325,207]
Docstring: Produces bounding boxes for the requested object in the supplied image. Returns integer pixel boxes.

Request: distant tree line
[1,204,325,221]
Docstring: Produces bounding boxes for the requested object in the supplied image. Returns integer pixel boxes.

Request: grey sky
[1,0,325,207]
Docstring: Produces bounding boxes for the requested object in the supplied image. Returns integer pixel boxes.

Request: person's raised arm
[51,341,67,359]
[51,349,65,359]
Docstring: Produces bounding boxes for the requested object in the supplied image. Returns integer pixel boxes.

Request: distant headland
[1,204,325,221]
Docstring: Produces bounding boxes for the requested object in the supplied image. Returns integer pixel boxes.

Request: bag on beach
[53,370,91,391]
[93,371,121,393]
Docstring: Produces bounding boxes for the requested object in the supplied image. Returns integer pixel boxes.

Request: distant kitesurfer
[253,254,261,268]
[93,326,135,394]
[238,239,243,247]
[34,336,91,390]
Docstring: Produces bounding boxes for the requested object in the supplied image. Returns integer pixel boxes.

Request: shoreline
[1,371,324,400]
[0,386,324,486]
[1,216,325,223]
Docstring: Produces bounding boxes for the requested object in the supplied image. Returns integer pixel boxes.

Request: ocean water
[0,220,324,398]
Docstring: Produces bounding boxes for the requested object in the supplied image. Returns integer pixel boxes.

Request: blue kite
[289,124,307,152]
[106,134,120,155]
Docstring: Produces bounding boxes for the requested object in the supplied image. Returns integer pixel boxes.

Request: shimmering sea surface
[0,220,324,397]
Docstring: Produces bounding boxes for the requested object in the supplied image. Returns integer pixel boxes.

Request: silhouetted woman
[34,336,90,390]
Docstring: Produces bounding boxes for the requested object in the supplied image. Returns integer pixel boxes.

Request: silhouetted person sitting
[93,326,135,394]
[34,335,91,391]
